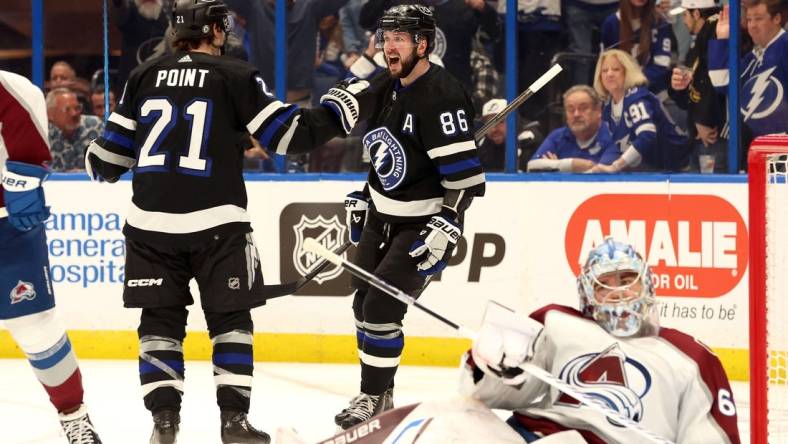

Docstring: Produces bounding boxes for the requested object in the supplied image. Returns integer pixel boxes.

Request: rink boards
[0,173,752,380]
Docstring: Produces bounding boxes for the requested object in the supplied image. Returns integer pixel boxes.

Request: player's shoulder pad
[529,304,585,325]
[658,326,722,366]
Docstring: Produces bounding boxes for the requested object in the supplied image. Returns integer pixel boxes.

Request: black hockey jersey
[90,51,345,244]
[363,64,485,223]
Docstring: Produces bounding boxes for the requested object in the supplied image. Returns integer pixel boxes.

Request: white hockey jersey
[460,304,740,443]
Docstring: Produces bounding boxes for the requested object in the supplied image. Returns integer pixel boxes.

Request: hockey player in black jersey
[335,4,486,430]
[83,1,378,443]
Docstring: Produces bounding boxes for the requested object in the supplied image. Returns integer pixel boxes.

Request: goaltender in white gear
[460,238,741,443]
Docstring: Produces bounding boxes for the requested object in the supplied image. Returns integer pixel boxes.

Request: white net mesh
[766,153,788,442]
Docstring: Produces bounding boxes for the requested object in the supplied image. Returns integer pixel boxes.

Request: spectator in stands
[89,88,117,119]
[47,61,91,111]
[564,0,619,85]
[360,0,501,94]
[528,86,620,172]
[340,0,371,68]
[470,36,501,115]
[591,50,690,172]
[601,0,675,97]
[669,0,727,173]
[708,0,787,168]
[112,0,170,87]
[46,88,104,172]
[478,98,542,172]
[493,0,561,129]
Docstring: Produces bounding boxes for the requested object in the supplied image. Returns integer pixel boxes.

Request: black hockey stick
[303,238,675,444]
[261,240,351,299]
[475,64,563,145]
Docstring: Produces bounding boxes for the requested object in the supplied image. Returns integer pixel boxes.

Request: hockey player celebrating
[84,0,379,442]
[461,238,741,443]
[336,4,486,430]
[1,70,102,443]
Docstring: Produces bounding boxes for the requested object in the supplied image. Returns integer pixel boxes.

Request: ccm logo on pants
[127,278,164,287]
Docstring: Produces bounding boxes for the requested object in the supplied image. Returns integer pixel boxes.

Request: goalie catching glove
[471,315,543,386]
[2,161,51,231]
[344,191,369,246]
[408,206,462,276]
[320,77,373,135]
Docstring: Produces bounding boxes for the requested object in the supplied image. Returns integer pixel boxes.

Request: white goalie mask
[577,238,658,337]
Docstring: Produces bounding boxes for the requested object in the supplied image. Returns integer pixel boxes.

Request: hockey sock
[206,310,254,413]
[139,335,185,413]
[358,322,404,395]
[5,309,84,412]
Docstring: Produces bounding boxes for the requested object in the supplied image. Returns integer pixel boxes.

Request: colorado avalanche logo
[364,127,407,191]
[557,343,651,426]
[742,67,784,122]
[10,281,36,305]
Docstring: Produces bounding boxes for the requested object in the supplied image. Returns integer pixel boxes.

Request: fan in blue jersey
[601,0,675,96]
[527,85,620,172]
[590,49,690,172]
[708,1,788,139]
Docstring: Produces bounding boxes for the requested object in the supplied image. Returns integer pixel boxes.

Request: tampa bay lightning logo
[364,127,407,191]
[557,343,651,426]
[741,67,784,122]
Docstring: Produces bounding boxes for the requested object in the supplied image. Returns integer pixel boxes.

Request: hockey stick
[261,240,351,299]
[303,238,676,444]
[475,64,563,145]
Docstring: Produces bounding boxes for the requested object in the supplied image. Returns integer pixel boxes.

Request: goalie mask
[375,4,436,53]
[577,238,658,337]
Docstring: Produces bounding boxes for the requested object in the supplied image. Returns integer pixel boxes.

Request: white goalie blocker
[275,396,585,444]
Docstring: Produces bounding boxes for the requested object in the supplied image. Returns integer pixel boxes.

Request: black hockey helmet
[172,0,232,42]
[376,4,436,52]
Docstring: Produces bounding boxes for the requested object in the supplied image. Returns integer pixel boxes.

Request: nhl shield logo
[10,281,36,304]
[292,215,346,285]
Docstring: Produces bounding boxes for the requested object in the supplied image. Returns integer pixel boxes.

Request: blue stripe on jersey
[103,130,135,151]
[439,158,481,175]
[213,352,253,366]
[362,333,404,349]
[28,336,71,370]
[259,105,299,148]
[139,360,185,375]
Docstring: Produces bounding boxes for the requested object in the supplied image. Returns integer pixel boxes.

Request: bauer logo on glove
[408,207,462,276]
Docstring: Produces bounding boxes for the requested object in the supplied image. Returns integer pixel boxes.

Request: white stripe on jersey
[126,201,250,234]
[108,112,137,130]
[141,379,185,397]
[246,100,286,135]
[275,114,300,155]
[708,69,728,87]
[426,140,476,159]
[441,173,486,190]
[0,207,7,218]
[654,55,671,68]
[368,186,443,217]
[635,123,657,135]
[359,350,401,368]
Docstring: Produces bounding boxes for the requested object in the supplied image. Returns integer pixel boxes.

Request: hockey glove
[408,207,462,276]
[320,77,372,135]
[471,317,543,386]
[2,161,51,231]
[344,191,369,246]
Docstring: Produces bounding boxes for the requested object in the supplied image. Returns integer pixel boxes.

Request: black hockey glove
[344,190,369,246]
[408,207,462,276]
[320,77,372,135]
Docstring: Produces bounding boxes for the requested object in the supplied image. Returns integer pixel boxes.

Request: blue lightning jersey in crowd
[708,29,788,136]
[601,13,673,95]
[530,123,620,165]
[603,86,690,171]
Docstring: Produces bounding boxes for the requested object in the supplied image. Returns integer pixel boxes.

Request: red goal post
[748,134,788,444]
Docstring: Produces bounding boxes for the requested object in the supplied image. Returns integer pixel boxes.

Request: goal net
[749,134,788,444]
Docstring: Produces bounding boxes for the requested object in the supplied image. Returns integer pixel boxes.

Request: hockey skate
[335,388,394,430]
[150,409,179,444]
[59,404,102,444]
[220,410,271,444]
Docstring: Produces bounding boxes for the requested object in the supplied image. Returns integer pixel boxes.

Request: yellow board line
[0,330,749,380]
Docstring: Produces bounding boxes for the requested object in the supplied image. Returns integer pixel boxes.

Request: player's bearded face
[383,31,420,78]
